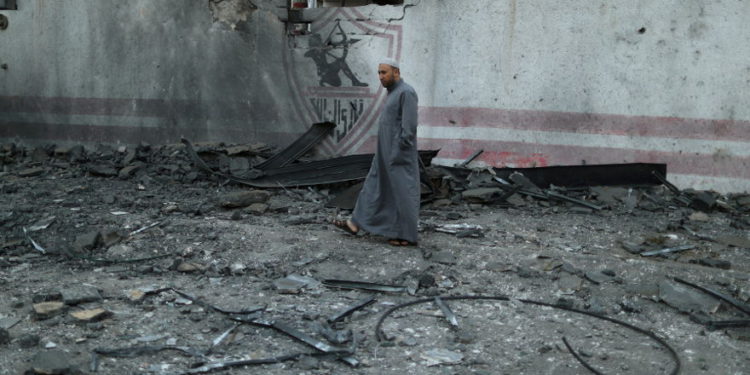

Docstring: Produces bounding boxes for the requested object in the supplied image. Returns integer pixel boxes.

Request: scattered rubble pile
[1,137,749,375]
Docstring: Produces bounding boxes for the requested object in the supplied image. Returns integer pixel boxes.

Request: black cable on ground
[562,337,604,375]
[374,295,681,375]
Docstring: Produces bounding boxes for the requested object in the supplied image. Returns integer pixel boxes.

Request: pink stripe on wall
[419,106,750,142]
[419,138,750,179]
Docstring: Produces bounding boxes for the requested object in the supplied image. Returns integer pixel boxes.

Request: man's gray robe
[352,80,419,243]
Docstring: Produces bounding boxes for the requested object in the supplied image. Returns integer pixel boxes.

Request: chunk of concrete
[61,286,102,305]
[217,190,271,208]
[658,279,722,314]
[73,231,101,252]
[30,350,73,375]
[33,302,65,320]
[70,308,111,322]
[18,167,45,177]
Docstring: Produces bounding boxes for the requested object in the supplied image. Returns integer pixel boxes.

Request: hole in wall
[638,27,646,34]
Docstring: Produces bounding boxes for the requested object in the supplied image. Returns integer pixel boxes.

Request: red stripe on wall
[419,138,750,179]
[419,107,750,142]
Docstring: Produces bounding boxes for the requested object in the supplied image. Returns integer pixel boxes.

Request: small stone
[244,203,268,215]
[689,212,710,222]
[87,164,118,177]
[17,334,40,348]
[18,167,45,177]
[33,302,65,319]
[177,262,207,273]
[107,244,134,258]
[30,350,72,374]
[421,348,464,366]
[70,308,111,322]
[659,280,722,314]
[454,330,476,344]
[431,251,457,265]
[126,289,146,302]
[0,328,9,345]
[230,210,243,220]
[399,336,418,347]
[691,258,731,270]
[570,206,594,214]
[73,231,102,252]
[217,190,270,208]
[274,275,309,294]
[118,165,141,179]
[296,355,320,370]
[61,286,102,305]
[558,274,583,293]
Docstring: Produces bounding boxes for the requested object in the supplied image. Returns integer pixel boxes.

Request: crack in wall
[208,0,258,29]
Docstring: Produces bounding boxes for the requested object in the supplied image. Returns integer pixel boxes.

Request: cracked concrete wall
[0,0,298,146]
[1,0,749,192]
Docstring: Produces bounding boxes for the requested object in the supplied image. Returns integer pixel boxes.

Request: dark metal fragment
[434,296,459,327]
[323,279,407,293]
[327,296,376,323]
[254,122,336,170]
[640,244,695,257]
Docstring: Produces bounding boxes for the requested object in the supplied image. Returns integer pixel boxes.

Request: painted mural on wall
[283,7,402,156]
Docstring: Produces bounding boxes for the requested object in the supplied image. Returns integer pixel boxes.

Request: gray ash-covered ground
[1,142,749,375]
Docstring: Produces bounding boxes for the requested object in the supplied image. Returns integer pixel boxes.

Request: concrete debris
[73,231,102,252]
[0,328,9,346]
[2,140,750,373]
[30,350,75,375]
[420,348,464,366]
[33,302,65,320]
[70,308,111,322]
[658,279,722,314]
[217,190,271,208]
[61,286,102,305]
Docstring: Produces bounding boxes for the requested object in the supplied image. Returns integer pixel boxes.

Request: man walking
[333,58,420,246]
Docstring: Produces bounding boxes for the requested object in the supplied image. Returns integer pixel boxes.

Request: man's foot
[332,219,359,235]
[388,239,417,247]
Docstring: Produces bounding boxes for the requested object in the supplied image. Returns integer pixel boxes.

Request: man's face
[378,64,400,88]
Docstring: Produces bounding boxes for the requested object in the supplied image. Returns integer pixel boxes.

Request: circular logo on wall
[283,7,403,156]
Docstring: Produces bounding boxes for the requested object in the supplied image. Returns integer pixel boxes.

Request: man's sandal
[332,219,358,235]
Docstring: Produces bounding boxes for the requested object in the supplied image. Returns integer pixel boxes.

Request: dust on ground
[1,142,749,375]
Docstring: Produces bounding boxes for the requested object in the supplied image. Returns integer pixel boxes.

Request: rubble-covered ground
[1,142,749,375]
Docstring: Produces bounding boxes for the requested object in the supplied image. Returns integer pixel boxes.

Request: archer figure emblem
[305,20,368,87]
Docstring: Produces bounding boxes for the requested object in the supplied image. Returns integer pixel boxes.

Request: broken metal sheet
[455,149,484,168]
[128,221,161,236]
[445,163,667,188]
[22,227,46,254]
[171,289,265,316]
[315,322,352,345]
[546,191,604,211]
[640,244,695,257]
[269,321,357,366]
[322,279,407,293]
[184,137,439,188]
[673,277,750,316]
[254,122,336,170]
[209,324,240,351]
[28,216,56,231]
[327,296,376,323]
[433,223,484,237]
[434,296,459,327]
[651,171,692,206]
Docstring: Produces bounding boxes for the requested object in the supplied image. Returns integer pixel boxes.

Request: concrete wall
[1,0,749,192]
